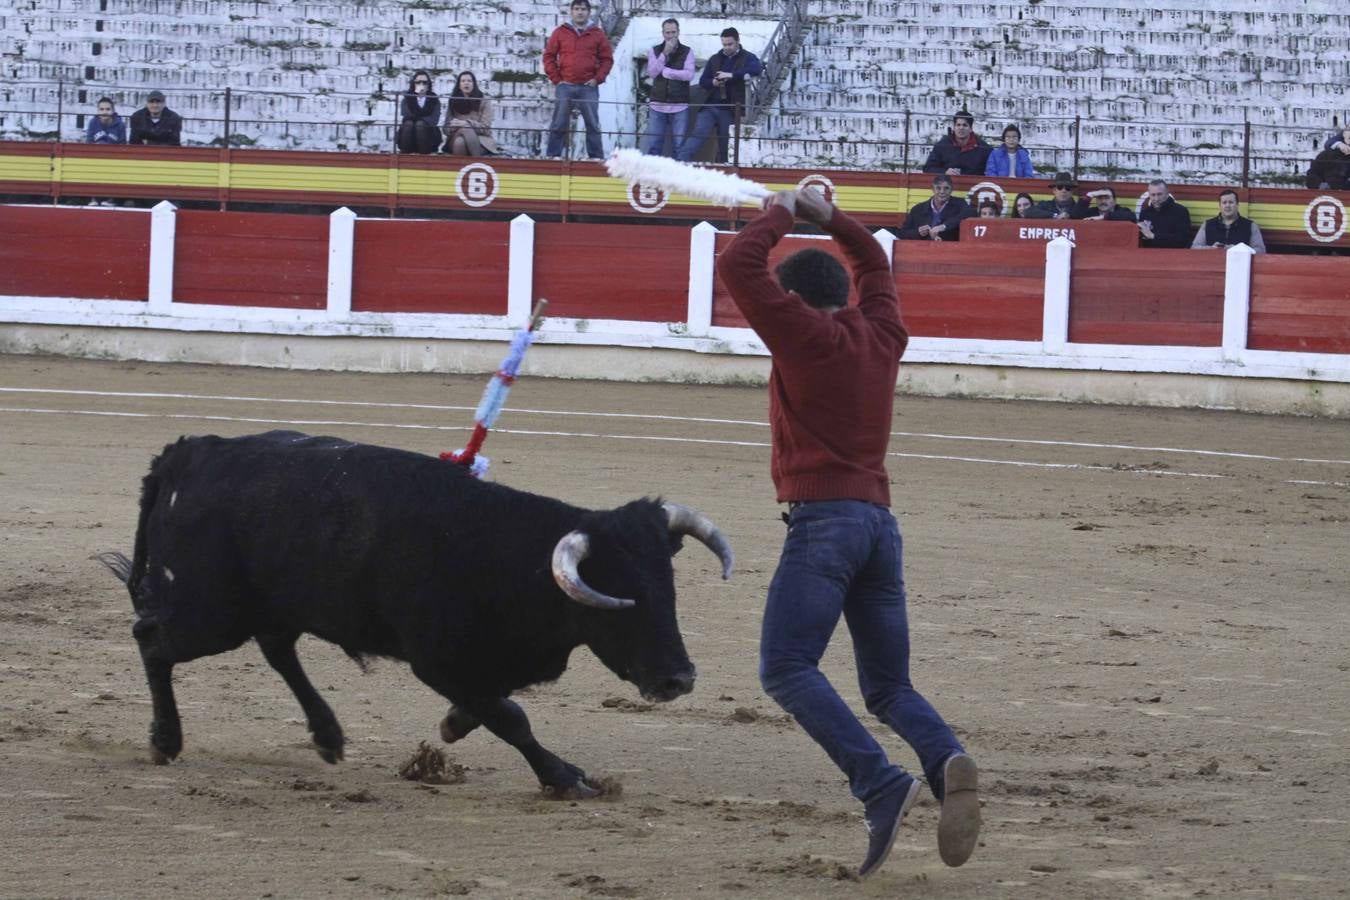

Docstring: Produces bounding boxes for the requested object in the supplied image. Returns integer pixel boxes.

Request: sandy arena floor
[1,354,1347,899]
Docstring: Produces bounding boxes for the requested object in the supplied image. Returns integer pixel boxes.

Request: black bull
[98,431,733,798]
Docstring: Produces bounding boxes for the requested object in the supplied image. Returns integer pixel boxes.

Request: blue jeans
[676,105,735,163]
[759,500,964,804]
[546,82,603,159]
[644,108,689,157]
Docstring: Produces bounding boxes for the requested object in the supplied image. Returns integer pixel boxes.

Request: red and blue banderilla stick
[441,299,549,478]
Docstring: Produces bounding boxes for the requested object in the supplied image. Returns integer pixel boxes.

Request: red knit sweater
[719,204,908,505]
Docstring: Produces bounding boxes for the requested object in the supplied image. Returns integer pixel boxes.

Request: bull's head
[550,500,733,703]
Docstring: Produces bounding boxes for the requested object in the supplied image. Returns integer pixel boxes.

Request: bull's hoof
[314,743,344,765]
[549,778,602,801]
[312,722,345,765]
[149,721,181,764]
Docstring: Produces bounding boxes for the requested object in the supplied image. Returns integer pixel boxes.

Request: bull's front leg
[461,696,601,799]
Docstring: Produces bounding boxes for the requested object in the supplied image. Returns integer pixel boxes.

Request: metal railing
[744,0,808,126]
[1,80,1339,187]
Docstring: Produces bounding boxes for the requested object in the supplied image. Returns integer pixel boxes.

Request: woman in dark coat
[397,70,442,154]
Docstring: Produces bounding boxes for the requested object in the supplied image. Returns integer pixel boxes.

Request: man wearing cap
[1076,186,1136,222]
[1025,173,1084,219]
[129,91,183,146]
[922,110,991,177]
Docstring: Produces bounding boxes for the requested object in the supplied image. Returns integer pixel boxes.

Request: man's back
[719,200,907,505]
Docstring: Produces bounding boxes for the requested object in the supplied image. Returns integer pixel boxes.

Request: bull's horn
[550,531,636,610]
[662,502,735,580]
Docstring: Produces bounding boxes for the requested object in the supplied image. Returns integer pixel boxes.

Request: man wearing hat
[129,90,183,146]
[922,110,991,176]
[1025,172,1084,220]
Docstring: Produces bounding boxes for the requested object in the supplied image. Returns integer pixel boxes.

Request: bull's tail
[94,550,133,584]
[96,447,168,626]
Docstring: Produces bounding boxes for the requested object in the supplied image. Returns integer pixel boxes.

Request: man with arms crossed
[719,187,981,879]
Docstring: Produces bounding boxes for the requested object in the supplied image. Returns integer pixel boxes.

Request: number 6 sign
[456,163,499,208]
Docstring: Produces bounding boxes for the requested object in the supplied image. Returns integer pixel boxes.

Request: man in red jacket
[719,188,981,880]
[542,0,613,159]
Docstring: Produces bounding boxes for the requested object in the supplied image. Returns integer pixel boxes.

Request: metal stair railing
[744,0,808,127]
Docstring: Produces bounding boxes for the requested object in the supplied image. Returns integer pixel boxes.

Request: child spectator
[984,125,1034,178]
[977,199,999,218]
[397,71,442,154]
[444,71,497,156]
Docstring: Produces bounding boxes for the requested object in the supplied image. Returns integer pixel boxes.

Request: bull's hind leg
[459,696,600,799]
[135,618,183,765]
[256,633,345,764]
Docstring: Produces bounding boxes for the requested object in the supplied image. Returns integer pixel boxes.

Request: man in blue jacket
[675,27,762,163]
[86,97,126,145]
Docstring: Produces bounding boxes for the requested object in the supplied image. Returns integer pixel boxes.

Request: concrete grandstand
[1,0,1347,184]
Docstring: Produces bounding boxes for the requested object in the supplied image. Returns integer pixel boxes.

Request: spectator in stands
[1010,192,1034,219]
[676,27,763,164]
[1137,179,1192,248]
[644,18,695,158]
[983,125,1034,178]
[543,0,614,159]
[444,71,497,156]
[1025,172,1083,219]
[922,110,991,177]
[86,97,126,145]
[397,70,442,154]
[85,97,126,207]
[898,174,971,241]
[1077,187,1136,222]
[1322,128,1350,156]
[1191,189,1266,253]
[977,199,999,218]
[129,90,182,146]
[1306,127,1350,190]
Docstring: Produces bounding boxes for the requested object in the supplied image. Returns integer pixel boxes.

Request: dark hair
[408,70,433,92]
[954,109,974,125]
[450,70,483,115]
[1011,191,1034,218]
[776,249,849,310]
[1097,186,1117,200]
[1001,124,1020,141]
[978,199,1000,215]
[661,17,679,28]
[1218,188,1239,202]
[932,173,953,188]
[571,0,591,8]
[721,27,739,40]
[96,96,115,109]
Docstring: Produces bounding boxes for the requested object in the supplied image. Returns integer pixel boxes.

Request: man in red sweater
[542,0,613,159]
[719,188,981,879]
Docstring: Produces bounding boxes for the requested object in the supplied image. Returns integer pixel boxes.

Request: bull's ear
[667,533,686,556]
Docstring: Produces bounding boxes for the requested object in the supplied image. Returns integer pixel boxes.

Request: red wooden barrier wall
[1248,256,1350,354]
[0,206,149,300]
[894,241,1045,340]
[351,220,510,314]
[1069,248,1227,346]
[533,223,689,322]
[173,210,328,309]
